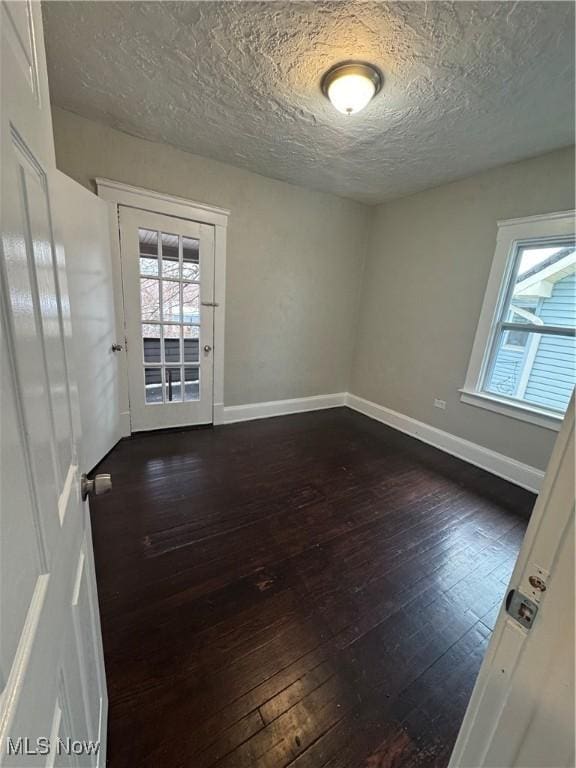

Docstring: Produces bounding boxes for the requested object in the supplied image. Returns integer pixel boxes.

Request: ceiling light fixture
[321,61,382,115]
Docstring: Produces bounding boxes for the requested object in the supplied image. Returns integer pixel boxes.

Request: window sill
[459,389,563,432]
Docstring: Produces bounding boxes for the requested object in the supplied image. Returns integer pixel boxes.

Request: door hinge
[506,589,539,630]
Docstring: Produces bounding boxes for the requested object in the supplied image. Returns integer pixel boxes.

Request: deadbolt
[81,473,112,501]
[528,575,547,592]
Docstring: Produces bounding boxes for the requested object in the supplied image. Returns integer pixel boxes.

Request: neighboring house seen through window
[502,301,540,350]
[462,211,575,430]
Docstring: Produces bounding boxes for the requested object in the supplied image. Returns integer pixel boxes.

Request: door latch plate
[506,589,538,630]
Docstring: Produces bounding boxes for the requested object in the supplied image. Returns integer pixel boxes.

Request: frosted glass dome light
[321,62,382,115]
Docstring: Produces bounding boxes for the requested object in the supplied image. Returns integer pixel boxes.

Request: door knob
[203,345,212,353]
[111,343,123,352]
[81,473,112,501]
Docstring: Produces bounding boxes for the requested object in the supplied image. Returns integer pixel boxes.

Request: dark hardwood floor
[90,408,534,768]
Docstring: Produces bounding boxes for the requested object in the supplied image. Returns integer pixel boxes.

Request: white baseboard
[215,391,543,492]
[221,392,346,425]
[346,393,544,493]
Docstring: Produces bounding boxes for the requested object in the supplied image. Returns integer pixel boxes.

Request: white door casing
[0,2,107,765]
[119,206,215,431]
[95,178,229,433]
[53,171,120,473]
[449,393,575,768]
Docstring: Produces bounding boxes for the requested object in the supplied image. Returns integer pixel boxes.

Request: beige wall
[52,107,370,407]
[351,146,575,471]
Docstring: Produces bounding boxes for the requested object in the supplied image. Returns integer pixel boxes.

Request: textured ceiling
[42,1,574,204]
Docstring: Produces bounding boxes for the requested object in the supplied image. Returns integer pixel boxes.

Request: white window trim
[95,178,230,432]
[461,209,575,432]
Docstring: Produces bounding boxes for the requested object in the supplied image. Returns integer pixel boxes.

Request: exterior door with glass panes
[119,206,215,431]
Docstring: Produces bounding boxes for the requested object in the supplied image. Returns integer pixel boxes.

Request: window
[462,211,575,430]
[139,228,201,404]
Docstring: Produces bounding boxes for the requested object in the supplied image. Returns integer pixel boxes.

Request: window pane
[161,232,180,279]
[484,330,575,413]
[163,325,180,362]
[139,229,158,276]
[183,326,200,363]
[142,324,161,363]
[164,367,182,402]
[144,367,163,404]
[184,367,200,401]
[182,237,200,281]
[162,281,181,322]
[140,278,160,321]
[182,283,200,324]
[511,242,576,328]
[504,329,529,348]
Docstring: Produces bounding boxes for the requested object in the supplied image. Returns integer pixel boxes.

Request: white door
[119,206,215,431]
[1,2,107,765]
[449,394,575,768]
[54,171,121,472]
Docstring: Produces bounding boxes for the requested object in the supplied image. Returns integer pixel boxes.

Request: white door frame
[95,178,229,432]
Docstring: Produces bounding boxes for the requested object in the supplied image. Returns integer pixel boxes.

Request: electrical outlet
[434,399,446,410]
